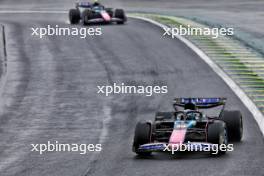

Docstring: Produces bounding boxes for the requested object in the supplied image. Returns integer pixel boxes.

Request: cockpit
[175,111,203,121]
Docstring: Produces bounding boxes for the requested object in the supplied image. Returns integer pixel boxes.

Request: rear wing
[76,2,92,8]
[173,98,226,109]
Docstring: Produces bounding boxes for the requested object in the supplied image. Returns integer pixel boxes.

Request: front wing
[137,142,218,153]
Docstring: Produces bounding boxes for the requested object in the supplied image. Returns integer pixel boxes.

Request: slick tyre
[114,9,126,24]
[207,122,228,155]
[132,121,152,156]
[69,9,80,24]
[221,110,243,142]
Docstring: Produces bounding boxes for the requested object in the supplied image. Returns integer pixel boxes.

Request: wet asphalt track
[0,1,263,176]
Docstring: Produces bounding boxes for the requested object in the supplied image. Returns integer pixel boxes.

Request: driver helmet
[185,111,196,120]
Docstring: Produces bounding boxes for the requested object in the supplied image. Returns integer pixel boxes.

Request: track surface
[0,1,263,176]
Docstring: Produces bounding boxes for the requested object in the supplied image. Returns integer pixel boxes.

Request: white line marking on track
[129,15,264,137]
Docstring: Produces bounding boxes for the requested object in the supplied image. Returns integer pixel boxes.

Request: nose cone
[101,11,111,21]
[169,128,187,144]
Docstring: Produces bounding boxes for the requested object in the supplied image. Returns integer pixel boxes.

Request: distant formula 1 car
[132,98,243,156]
[69,2,127,25]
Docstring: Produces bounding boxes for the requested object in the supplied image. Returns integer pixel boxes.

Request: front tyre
[207,122,228,155]
[132,121,152,156]
[114,9,126,24]
[69,9,80,24]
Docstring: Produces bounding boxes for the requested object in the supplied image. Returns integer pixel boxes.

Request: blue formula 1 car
[69,2,127,25]
[132,98,243,156]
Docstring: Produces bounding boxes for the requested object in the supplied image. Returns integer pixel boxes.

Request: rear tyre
[69,9,80,24]
[207,122,228,155]
[220,110,243,142]
[82,9,93,25]
[132,121,152,156]
[114,9,126,24]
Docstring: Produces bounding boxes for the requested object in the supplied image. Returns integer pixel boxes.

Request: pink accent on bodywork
[169,129,187,144]
[205,121,209,142]
[101,11,111,21]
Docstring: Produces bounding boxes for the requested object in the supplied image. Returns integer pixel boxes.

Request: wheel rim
[220,128,227,145]
[224,128,228,144]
